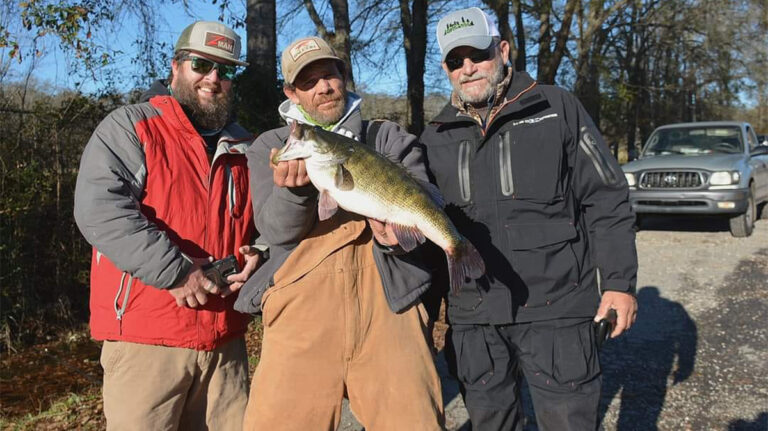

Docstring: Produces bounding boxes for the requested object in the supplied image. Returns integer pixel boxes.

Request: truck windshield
[642,126,743,156]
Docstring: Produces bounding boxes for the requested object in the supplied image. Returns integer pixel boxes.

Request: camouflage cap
[175,21,248,66]
[281,37,343,84]
[437,7,500,62]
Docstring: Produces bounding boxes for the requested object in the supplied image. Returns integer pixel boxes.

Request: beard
[173,76,233,131]
[452,58,505,104]
[303,88,348,125]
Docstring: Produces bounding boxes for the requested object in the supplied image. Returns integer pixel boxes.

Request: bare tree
[534,0,578,84]
[303,0,356,90]
[237,0,280,133]
[399,0,428,134]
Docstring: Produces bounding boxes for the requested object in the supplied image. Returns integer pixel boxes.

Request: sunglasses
[445,42,499,71]
[183,56,238,81]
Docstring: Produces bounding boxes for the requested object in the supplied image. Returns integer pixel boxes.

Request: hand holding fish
[368,218,398,247]
[269,148,310,187]
[273,122,486,293]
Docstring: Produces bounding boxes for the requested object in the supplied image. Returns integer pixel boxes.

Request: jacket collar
[278,92,364,140]
[432,70,538,129]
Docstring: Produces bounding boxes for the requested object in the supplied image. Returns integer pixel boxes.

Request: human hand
[222,245,264,297]
[595,291,637,338]
[167,257,216,308]
[270,148,310,187]
[368,218,398,247]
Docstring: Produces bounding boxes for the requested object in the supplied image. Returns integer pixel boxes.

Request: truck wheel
[634,214,643,232]
[729,186,755,237]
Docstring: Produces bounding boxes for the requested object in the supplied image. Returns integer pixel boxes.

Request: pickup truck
[621,121,768,237]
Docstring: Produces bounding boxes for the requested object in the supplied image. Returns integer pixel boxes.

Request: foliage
[0,82,123,351]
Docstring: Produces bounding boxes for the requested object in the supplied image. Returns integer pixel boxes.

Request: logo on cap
[290,39,321,61]
[205,32,235,54]
[444,17,475,35]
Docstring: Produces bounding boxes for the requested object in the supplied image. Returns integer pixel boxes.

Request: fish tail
[446,239,486,295]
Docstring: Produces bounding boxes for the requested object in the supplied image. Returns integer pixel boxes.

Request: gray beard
[454,59,505,104]
[174,81,233,131]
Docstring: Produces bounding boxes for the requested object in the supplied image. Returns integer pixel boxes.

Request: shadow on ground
[598,286,697,430]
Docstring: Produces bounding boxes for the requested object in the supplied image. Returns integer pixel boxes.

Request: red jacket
[75,94,254,350]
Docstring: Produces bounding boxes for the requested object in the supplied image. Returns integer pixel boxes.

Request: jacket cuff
[601,279,636,295]
[166,254,194,289]
[373,238,407,256]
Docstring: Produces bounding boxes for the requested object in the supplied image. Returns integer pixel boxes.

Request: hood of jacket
[140,80,171,102]
[277,92,364,139]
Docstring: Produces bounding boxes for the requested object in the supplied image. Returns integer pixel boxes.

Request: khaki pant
[243,215,444,430]
[100,337,249,431]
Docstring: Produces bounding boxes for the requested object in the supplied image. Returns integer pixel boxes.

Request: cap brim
[287,55,343,84]
[185,48,249,66]
[441,36,493,62]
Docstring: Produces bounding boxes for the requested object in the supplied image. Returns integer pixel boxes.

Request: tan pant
[100,337,249,431]
[243,215,444,431]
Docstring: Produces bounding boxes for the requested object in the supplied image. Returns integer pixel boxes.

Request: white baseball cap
[436,7,500,62]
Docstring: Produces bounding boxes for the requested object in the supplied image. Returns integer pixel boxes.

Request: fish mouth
[272,133,311,164]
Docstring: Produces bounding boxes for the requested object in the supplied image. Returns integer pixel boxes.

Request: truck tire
[729,185,755,237]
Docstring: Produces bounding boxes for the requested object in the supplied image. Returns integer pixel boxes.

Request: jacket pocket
[500,124,564,203]
[426,139,473,205]
[506,222,580,307]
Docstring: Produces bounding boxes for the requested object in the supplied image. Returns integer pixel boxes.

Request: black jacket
[421,71,637,325]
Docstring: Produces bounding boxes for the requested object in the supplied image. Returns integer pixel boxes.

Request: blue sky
[2,1,457,97]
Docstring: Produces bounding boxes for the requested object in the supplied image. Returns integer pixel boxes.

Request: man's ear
[499,40,511,65]
[283,85,300,104]
[170,60,180,89]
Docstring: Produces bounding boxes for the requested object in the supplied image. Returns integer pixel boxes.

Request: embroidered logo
[511,113,558,127]
[290,39,321,60]
[205,32,235,54]
[444,17,475,35]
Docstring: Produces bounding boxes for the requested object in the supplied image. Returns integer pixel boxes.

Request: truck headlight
[710,171,740,185]
[624,172,636,187]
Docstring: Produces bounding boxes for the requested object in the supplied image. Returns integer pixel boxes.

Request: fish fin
[388,223,426,252]
[446,239,486,295]
[415,179,445,208]
[334,164,355,191]
[318,190,338,221]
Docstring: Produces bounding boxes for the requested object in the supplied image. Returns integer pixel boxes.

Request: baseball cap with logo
[436,7,500,62]
[175,21,248,66]
[281,36,343,84]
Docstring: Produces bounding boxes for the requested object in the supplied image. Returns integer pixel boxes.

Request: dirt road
[342,216,768,431]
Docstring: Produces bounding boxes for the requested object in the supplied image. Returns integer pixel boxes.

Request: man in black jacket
[421,7,638,430]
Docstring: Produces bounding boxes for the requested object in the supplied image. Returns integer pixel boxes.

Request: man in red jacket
[74,21,260,430]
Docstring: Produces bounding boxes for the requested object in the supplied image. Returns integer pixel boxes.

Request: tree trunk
[239,0,280,133]
[303,0,356,91]
[399,0,427,135]
[513,0,526,71]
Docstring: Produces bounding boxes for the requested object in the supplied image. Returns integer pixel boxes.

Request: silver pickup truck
[622,121,768,237]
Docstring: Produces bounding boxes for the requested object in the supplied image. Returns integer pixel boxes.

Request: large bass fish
[272,122,485,293]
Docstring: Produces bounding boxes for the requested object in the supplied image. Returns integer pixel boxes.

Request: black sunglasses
[445,42,499,71]
[183,56,238,81]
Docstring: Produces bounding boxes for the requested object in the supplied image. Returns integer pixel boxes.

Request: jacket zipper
[114,272,135,333]
[579,126,619,185]
[499,133,515,196]
[458,140,472,202]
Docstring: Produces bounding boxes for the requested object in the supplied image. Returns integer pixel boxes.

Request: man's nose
[204,68,222,83]
[461,58,477,75]
[315,78,332,93]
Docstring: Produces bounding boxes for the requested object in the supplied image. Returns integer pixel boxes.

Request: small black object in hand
[202,255,240,287]
[594,308,617,349]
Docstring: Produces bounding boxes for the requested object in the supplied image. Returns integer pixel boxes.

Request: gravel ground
[340,215,768,431]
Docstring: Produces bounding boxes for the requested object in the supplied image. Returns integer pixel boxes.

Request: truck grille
[639,171,705,189]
